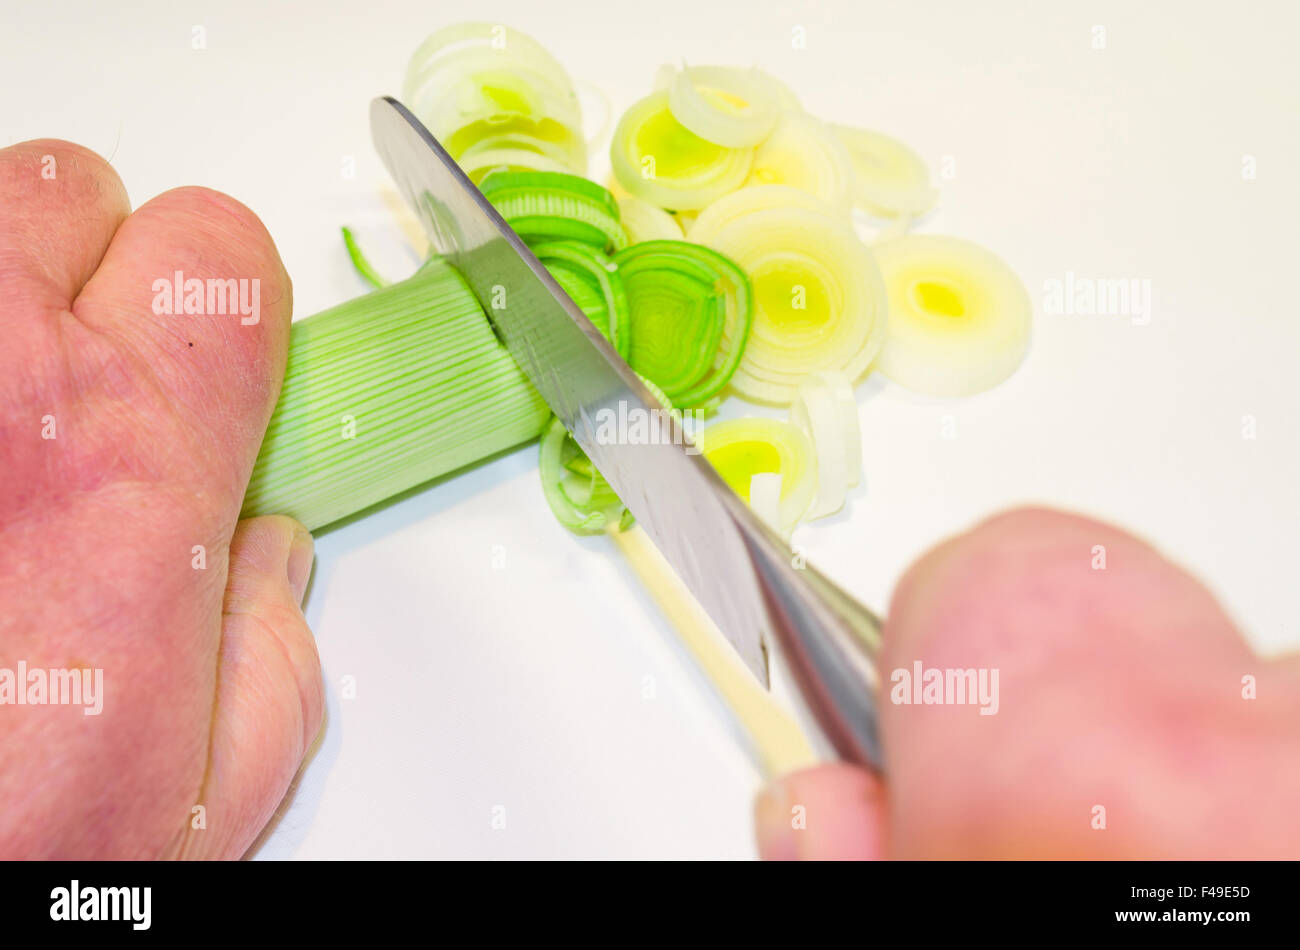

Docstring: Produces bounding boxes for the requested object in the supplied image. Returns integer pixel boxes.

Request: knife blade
[370,96,886,767]
[370,95,773,684]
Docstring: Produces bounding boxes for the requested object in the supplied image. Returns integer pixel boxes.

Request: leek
[873,234,1032,397]
[610,91,753,211]
[615,195,684,243]
[340,226,390,290]
[667,65,782,148]
[531,240,630,357]
[403,23,587,175]
[688,188,888,405]
[241,261,550,531]
[746,112,856,208]
[832,124,937,219]
[614,240,753,406]
[698,416,817,535]
[482,169,628,252]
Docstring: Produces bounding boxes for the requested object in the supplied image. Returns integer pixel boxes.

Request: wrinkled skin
[0,140,321,858]
[756,508,1300,858]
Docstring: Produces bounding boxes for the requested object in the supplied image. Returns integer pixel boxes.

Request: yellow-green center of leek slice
[633,108,726,178]
[705,439,782,502]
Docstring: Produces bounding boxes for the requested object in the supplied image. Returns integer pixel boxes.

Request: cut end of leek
[873,235,1032,397]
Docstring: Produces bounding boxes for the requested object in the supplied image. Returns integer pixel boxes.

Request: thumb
[755,763,886,859]
[180,515,324,859]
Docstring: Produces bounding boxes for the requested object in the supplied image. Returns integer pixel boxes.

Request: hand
[0,140,322,858]
[755,507,1300,858]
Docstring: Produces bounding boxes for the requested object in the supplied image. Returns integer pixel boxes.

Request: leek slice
[873,235,1032,397]
[404,23,587,174]
[531,240,629,357]
[481,170,628,252]
[613,240,754,407]
[481,169,619,215]
[661,63,802,113]
[538,376,676,534]
[539,416,623,533]
[548,264,610,338]
[459,130,577,167]
[689,191,888,405]
[698,417,816,534]
[616,195,684,243]
[611,91,753,211]
[833,124,937,219]
[746,112,856,207]
[686,184,842,243]
[789,370,861,519]
[458,147,575,183]
[667,65,782,148]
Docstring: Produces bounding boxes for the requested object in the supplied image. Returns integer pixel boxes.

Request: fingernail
[287,527,314,605]
[754,778,801,861]
[755,764,887,861]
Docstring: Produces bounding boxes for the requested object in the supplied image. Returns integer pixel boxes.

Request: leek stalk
[241,260,550,531]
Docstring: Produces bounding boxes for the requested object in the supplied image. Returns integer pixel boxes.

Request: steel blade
[370,96,772,684]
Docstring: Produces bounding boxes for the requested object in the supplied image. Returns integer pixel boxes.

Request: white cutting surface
[3,0,1297,858]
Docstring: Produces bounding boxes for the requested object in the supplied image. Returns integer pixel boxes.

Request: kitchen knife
[370,95,885,768]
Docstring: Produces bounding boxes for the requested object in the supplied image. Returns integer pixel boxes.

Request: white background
[3,0,1297,858]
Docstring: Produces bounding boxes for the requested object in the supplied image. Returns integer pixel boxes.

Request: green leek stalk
[241,260,550,531]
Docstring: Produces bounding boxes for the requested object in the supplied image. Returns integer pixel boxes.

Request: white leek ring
[616,195,684,243]
[873,235,1032,397]
[833,124,936,219]
[691,199,888,404]
[610,91,753,211]
[686,184,844,244]
[668,65,782,148]
[746,112,856,207]
[403,23,587,174]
